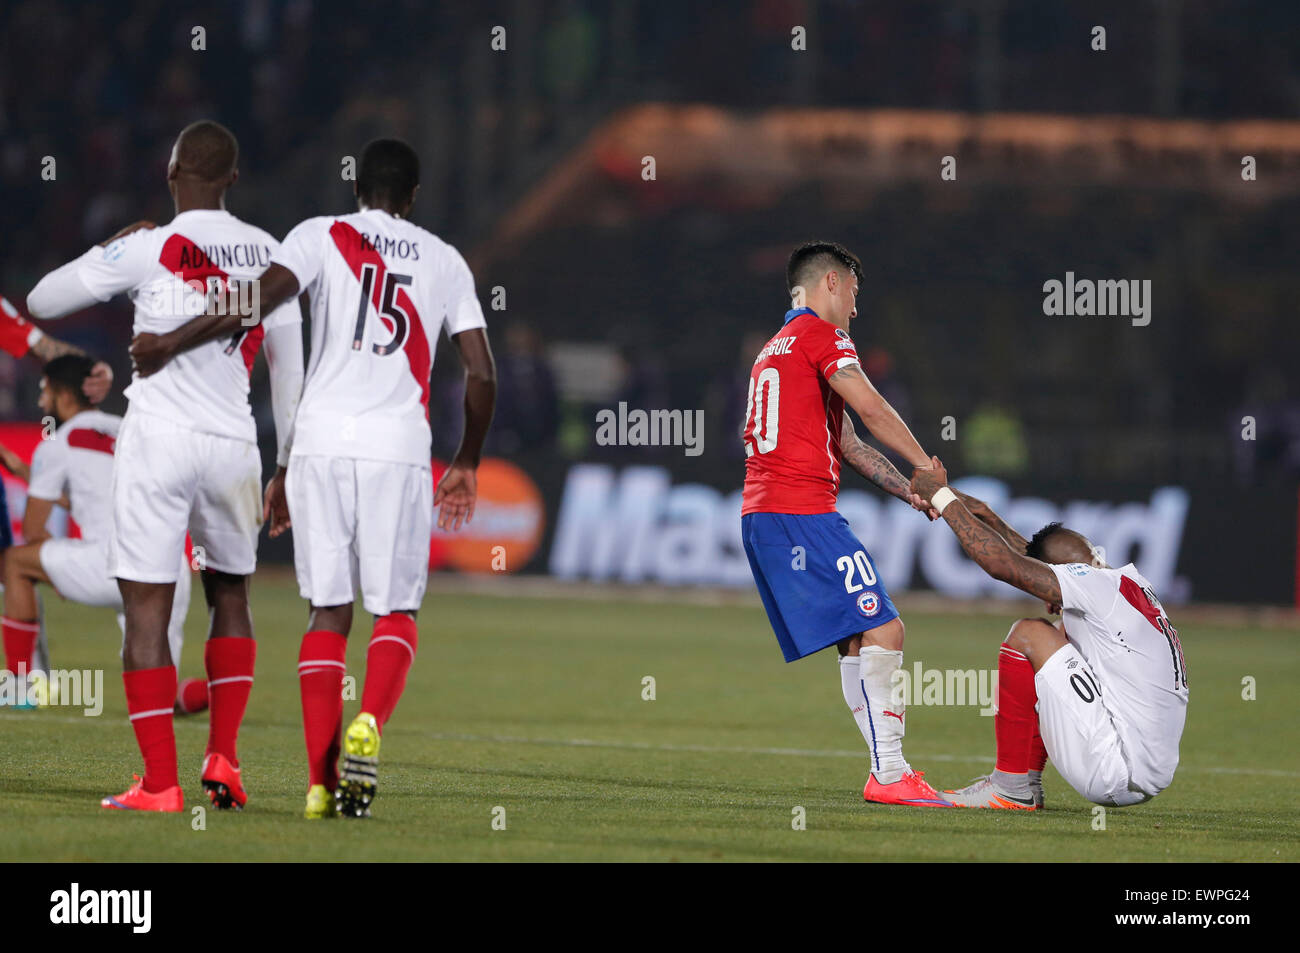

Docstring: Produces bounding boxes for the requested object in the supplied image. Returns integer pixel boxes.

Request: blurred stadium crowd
[2,0,1298,488]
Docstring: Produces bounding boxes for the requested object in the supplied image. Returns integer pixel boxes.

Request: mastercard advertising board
[429,457,546,574]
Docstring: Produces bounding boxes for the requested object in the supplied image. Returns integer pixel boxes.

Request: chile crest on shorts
[857,591,880,617]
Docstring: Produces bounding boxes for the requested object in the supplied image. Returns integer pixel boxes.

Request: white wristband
[27,327,44,348]
[931,486,957,515]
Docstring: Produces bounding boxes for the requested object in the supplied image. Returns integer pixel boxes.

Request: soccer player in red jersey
[742,241,951,807]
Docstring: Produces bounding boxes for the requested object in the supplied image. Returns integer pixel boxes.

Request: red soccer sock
[299,630,346,789]
[205,637,255,763]
[360,614,418,732]
[177,677,210,714]
[2,617,40,674]
[124,666,179,793]
[995,642,1038,775]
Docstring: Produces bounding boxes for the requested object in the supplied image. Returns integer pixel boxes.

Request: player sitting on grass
[911,461,1189,810]
[0,356,202,711]
[741,241,950,807]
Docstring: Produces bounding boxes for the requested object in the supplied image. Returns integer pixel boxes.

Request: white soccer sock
[839,654,873,747]
[858,645,908,784]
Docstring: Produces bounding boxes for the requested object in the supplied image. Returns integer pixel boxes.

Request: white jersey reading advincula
[272,208,486,466]
[70,209,300,442]
[1049,561,1189,795]
[26,409,121,542]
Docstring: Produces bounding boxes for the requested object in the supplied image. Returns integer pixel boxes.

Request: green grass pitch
[2,573,1295,862]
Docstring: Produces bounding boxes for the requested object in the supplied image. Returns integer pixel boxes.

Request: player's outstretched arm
[840,414,937,518]
[1,295,113,403]
[953,489,1030,554]
[434,328,496,532]
[912,458,1061,605]
[828,364,930,469]
[129,264,301,376]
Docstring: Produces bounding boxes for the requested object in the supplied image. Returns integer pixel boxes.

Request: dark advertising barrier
[531,462,1294,607]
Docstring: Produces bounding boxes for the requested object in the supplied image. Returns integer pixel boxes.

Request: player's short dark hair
[786,240,863,295]
[357,138,420,207]
[175,120,239,182]
[1025,521,1067,562]
[42,354,96,408]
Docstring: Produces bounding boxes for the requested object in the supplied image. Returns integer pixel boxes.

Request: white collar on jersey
[171,208,233,220]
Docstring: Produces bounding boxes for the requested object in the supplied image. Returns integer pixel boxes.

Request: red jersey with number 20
[742,309,861,515]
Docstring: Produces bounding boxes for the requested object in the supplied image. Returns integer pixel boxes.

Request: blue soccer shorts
[742,510,899,662]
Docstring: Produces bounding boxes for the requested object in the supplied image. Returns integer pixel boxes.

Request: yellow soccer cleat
[304,783,338,819]
[336,712,380,818]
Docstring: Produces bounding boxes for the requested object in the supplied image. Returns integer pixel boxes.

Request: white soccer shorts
[41,536,194,668]
[285,455,432,616]
[1035,643,1151,807]
[109,410,263,581]
[41,537,123,607]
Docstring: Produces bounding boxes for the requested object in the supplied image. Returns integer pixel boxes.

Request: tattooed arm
[840,413,909,498]
[827,363,930,468]
[911,457,1061,604]
[953,490,1030,555]
[841,414,936,517]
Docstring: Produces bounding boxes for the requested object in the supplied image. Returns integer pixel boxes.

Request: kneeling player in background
[0,356,202,710]
[0,291,115,596]
[911,463,1189,810]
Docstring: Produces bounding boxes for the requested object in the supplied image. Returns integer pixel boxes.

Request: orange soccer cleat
[101,776,184,813]
[201,753,248,810]
[863,768,954,807]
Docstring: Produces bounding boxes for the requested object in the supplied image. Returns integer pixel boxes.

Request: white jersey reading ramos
[45,209,299,442]
[272,208,487,466]
[1041,562,1189,804]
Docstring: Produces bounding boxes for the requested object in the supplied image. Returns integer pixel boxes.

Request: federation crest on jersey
[857,591,880,617]
[835,328,850,340]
